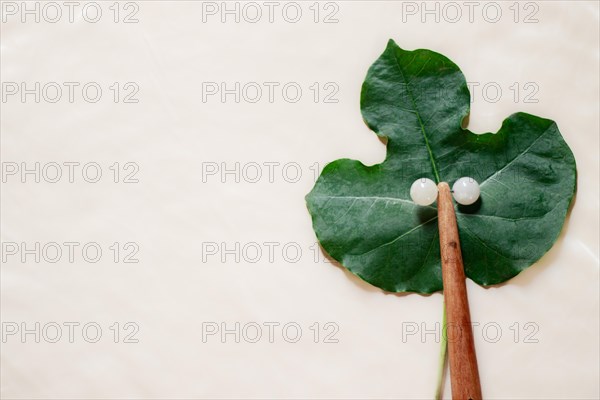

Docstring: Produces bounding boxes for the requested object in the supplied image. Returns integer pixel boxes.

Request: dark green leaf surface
[306,39,576,293]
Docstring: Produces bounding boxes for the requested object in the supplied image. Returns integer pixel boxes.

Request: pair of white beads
[410,177,480,206]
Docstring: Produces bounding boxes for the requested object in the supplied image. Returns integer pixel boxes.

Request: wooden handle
[437,182,482,400]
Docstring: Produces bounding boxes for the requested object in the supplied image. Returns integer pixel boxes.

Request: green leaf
[306,39,576,294]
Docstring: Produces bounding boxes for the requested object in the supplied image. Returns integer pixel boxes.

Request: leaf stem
[435,301,448,400]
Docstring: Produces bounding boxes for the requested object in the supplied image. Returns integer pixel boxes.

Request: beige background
[1,1,599,399]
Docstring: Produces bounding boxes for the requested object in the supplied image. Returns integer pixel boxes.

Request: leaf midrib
[391,51,441,183]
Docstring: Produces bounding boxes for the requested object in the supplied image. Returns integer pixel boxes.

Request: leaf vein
[479,123,554,188]
[351,215,438,257]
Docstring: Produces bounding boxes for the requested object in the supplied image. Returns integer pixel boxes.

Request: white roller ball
[452,177,480,205]
[410,178,438,206]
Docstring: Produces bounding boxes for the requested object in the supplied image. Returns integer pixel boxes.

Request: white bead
[410,178,438,206]
[452,177,480,205]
